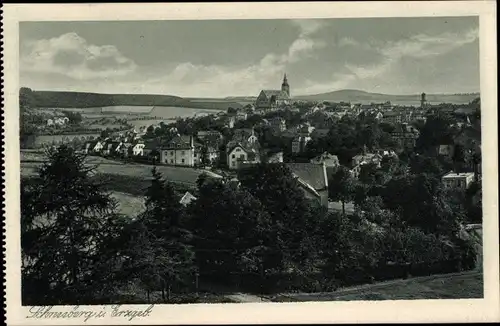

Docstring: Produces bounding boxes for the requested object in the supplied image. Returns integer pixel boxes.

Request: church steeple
[281,73,290,97]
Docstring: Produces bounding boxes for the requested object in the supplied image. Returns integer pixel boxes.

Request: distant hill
[24,89,243,111]
[295,89,479,105]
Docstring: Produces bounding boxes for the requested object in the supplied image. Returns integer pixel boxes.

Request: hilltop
[22,89,243,111]
[294,89,479,105]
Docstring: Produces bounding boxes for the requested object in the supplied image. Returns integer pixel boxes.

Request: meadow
[32,134,100,147]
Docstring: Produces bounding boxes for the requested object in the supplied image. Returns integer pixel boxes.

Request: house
[269,116,287,132]
[222,115,235,128]
[236,111,248,121]
[193,143,219,166]
[160,135,196,167]
[197,130,223,140]
[232,128,258,144]
[350,152,383,178]
[226,141,261,170]
[132,141,146,156]
[390,123,420,149]
[297,122,315,137]
[381,111,403,124]
[286,163,329,208]
[179,191,197,207]
[262,149,284,163]
[119,142,133,158]
[437,144,455,159]
[442,171,475,191]
[83,140,103,154]
[310,152,340,169]
[292,136,311,154]
[102,141,121,156]
[255,74,291,111]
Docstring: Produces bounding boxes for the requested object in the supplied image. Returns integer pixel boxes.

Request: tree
[382,173,463,235]
[21,145,118,304]
[237,163,323,275]
[328,166,358,216]
[410,154,444,176]
[189,179,274,287]
[138,167,195,301]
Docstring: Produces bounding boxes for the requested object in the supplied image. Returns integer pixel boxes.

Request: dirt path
[225,293,269,303]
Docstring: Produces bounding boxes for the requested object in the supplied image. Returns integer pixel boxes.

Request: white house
[226,142,260,170]
[132,142,146,156]
[442,172,475,191]
[160,135,196,167]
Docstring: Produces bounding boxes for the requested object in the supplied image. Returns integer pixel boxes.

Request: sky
[19,17,479,98]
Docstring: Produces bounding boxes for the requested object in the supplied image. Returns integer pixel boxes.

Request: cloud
[21,32,137,80]
[120,19,328,97]
[344,27,479,81]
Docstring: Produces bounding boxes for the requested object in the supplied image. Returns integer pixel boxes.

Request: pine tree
[21,145,118,304]
[138,167,195,301]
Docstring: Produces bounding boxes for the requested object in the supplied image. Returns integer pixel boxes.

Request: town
[20,73,483,304]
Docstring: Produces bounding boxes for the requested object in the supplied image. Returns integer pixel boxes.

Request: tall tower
[281,73,290,97]
[420,92,427,108]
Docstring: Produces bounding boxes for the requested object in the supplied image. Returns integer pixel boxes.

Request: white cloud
[344,27,479,81]
[122,20,328,97]
[21,32,137,80]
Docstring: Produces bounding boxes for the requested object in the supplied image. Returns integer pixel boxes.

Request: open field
[110,191,146,217]
[31,134,101,147]
[269,271,483,301]
[21,151,211,187]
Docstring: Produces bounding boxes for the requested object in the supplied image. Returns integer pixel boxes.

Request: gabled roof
[226,140,260,154]
[286,163,328,191]
[261,90,289,100]
[179,191,197,206]
[164,135,193,149]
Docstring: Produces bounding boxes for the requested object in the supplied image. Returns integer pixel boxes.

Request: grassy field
[21,151,206,187]
[269,271,483,301]
[110,191,145,217]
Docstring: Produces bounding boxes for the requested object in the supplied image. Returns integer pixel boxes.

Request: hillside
[24,89,243,111]
[295,89,479,105]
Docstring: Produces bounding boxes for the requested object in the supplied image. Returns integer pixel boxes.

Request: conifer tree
[21,145,118,304]
[138,167,195,301]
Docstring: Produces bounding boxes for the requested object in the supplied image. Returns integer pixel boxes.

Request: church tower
[281,73,290,97]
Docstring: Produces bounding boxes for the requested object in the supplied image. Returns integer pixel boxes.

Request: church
[255,74,291,112]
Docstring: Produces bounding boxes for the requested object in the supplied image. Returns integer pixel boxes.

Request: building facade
[255,74,291,111]
[160,135,196,166]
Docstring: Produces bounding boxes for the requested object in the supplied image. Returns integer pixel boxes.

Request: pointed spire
[283,73,288,84]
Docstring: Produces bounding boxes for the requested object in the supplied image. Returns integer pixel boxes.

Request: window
[181,159,185,163]
[232,162,235,167]
[235,148,241,152]
[194,153,197,157]
[232,154,236,159]
[170,159,174,164]
[170,151,174,156]
[240,154,245,159]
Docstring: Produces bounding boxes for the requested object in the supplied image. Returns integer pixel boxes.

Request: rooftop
[442,171,475,179]
[286,162,328,191]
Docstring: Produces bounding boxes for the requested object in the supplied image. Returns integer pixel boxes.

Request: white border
[3,2,499,324]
